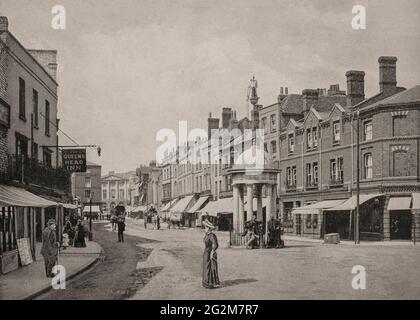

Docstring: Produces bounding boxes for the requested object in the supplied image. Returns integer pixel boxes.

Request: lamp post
[88,191,94,241]
[355,108,361,244]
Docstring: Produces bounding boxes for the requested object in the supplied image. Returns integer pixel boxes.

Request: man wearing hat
[41,219,59,278]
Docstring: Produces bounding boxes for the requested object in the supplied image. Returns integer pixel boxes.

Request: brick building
[277,57,420,242]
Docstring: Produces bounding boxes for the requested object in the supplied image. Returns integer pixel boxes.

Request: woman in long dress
[73,220,87,248]
[202,219,220,289]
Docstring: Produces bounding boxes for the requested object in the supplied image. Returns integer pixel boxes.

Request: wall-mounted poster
[17,238,33,266]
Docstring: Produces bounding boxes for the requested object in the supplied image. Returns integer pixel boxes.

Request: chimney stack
[278,86,288,103]
[0,16,8,33]
[285,87,288,95]
[302,89,319,116]
[378,56,397,93]
[222,107,233,129]
[207,114,220,139]
[346,70,365,107]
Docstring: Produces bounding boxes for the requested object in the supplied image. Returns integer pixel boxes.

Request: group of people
[144,206,161,230]
[62,216,88,249]
[242,214,284,249]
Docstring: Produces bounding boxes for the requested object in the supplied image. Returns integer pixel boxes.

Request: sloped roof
[361,86,420,111]
[280,94,347,115]
[280,94,304,114]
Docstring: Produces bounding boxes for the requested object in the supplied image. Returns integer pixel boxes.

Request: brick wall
[0,39,8,176]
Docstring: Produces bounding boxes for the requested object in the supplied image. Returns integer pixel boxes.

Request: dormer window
[313,127,318,147]
[288,133,295,154]
[270,114,277,132]
[333,121,340,144]
[306,129,313,149]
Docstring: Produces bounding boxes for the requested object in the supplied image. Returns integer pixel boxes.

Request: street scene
[1,0,420,301]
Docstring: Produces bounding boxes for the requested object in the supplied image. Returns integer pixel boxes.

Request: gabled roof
[327,103,348,119]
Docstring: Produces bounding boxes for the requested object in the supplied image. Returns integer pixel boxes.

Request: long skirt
[202,250,220,288]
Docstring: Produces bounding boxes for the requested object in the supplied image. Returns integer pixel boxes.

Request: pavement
[0,240,102,300]
[120,217,420,300]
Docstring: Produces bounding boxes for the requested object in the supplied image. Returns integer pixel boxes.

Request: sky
[1,0,419,174]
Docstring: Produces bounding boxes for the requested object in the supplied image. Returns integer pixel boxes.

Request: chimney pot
[285,87,288,95]
[280,87,284,95]
[302,89,319,116]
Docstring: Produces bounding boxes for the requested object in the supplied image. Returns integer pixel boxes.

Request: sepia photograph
[0,0,420,309]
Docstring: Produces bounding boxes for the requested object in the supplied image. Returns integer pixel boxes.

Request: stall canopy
[412,193,420,210]
[187,196,209,213]
[170,195,195,213]
[83,205,101,213]
[200,198,233,217]
[292,199,346,215]
[325,194,383,211]
[0,184,58,208]
[387,197,412,211]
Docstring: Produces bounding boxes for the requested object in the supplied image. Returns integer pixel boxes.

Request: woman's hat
[47,219,56,226]
[202,219,215,229]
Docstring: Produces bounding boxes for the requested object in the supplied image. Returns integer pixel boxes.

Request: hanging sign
[62,149,87,172]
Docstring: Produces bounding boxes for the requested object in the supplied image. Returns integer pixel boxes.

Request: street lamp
[88,191,94,241]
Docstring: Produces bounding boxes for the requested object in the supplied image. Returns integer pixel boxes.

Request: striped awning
[0,184,58,208]
[170,195,195,213]
[200,198,233,217]
[187,196,209,213]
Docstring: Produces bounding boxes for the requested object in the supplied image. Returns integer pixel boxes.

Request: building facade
[71,162,102,213]
[101,170,136,212]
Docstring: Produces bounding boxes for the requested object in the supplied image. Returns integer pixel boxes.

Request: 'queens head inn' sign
[62,149,87,173]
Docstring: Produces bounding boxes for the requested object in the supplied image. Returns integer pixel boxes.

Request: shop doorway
[390,211,412,240]
[325,211,350,240]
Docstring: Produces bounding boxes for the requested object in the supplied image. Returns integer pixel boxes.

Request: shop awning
[187,196,209,213]
[325,194,383,211]
[387,197,412,211]
[170,195,195,213]
[412,193,420,210]
[292,199,346,215]
[83,205,101,213]
[0,184,58,208]
[200,198,233,217]
[161,198,179,212]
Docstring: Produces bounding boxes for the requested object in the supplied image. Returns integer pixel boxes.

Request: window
[364,153,373,179]
[102,189,107,200]
[111,189,116,199]
[271,141,277,156]
[264,143,268,153]
[45,100,50,136]
[261,117,267,132]
[313,127,318,147]
[19,78,26,120]
[32,89,38,128]
[84,189,91,199]
[364,120,372,141]
[85,176,91,188]
[306,129,313,149]
[333,121,340,144]
[288,133,295,153]
[313,162,319,185]
[119,189,124,199]
[43,149,52,167]
[306,163,312,186]
[270,114,276,132]
[287,166,297,187]
[330,157,343,182]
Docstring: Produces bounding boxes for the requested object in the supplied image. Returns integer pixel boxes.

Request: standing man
[41,219,59,278]
[117,216,126,242]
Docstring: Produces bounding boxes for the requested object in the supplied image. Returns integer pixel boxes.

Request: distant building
[71,162,102,213]
[101,170,136,212]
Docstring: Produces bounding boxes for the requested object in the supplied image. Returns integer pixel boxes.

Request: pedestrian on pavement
[156,214,160,230]
[143,212,148,229]
[110,214,117,232]
[117,216,126,242]
[74,219,87,248]
[41,219,59,278]
[63,216,75,246]
[202,219,220,289]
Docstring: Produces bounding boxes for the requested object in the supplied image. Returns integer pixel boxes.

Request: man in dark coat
[267,217,282,248]
[41,219,59,278]
[117,216,126,242]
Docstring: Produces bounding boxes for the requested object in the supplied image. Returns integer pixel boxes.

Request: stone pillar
[256,186,263,221]
[239,185,245,232]
[41,208,45,229]
[383,195,391,241]
[246,184,253,219]
[23,207,29,238]
[413,210,420,243]
[233,185,239,233]
[265,185,273,245]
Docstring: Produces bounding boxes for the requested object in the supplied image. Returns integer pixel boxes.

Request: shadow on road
[220,278,258,288]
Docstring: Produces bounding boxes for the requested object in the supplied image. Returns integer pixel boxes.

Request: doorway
[390,211,412,240]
